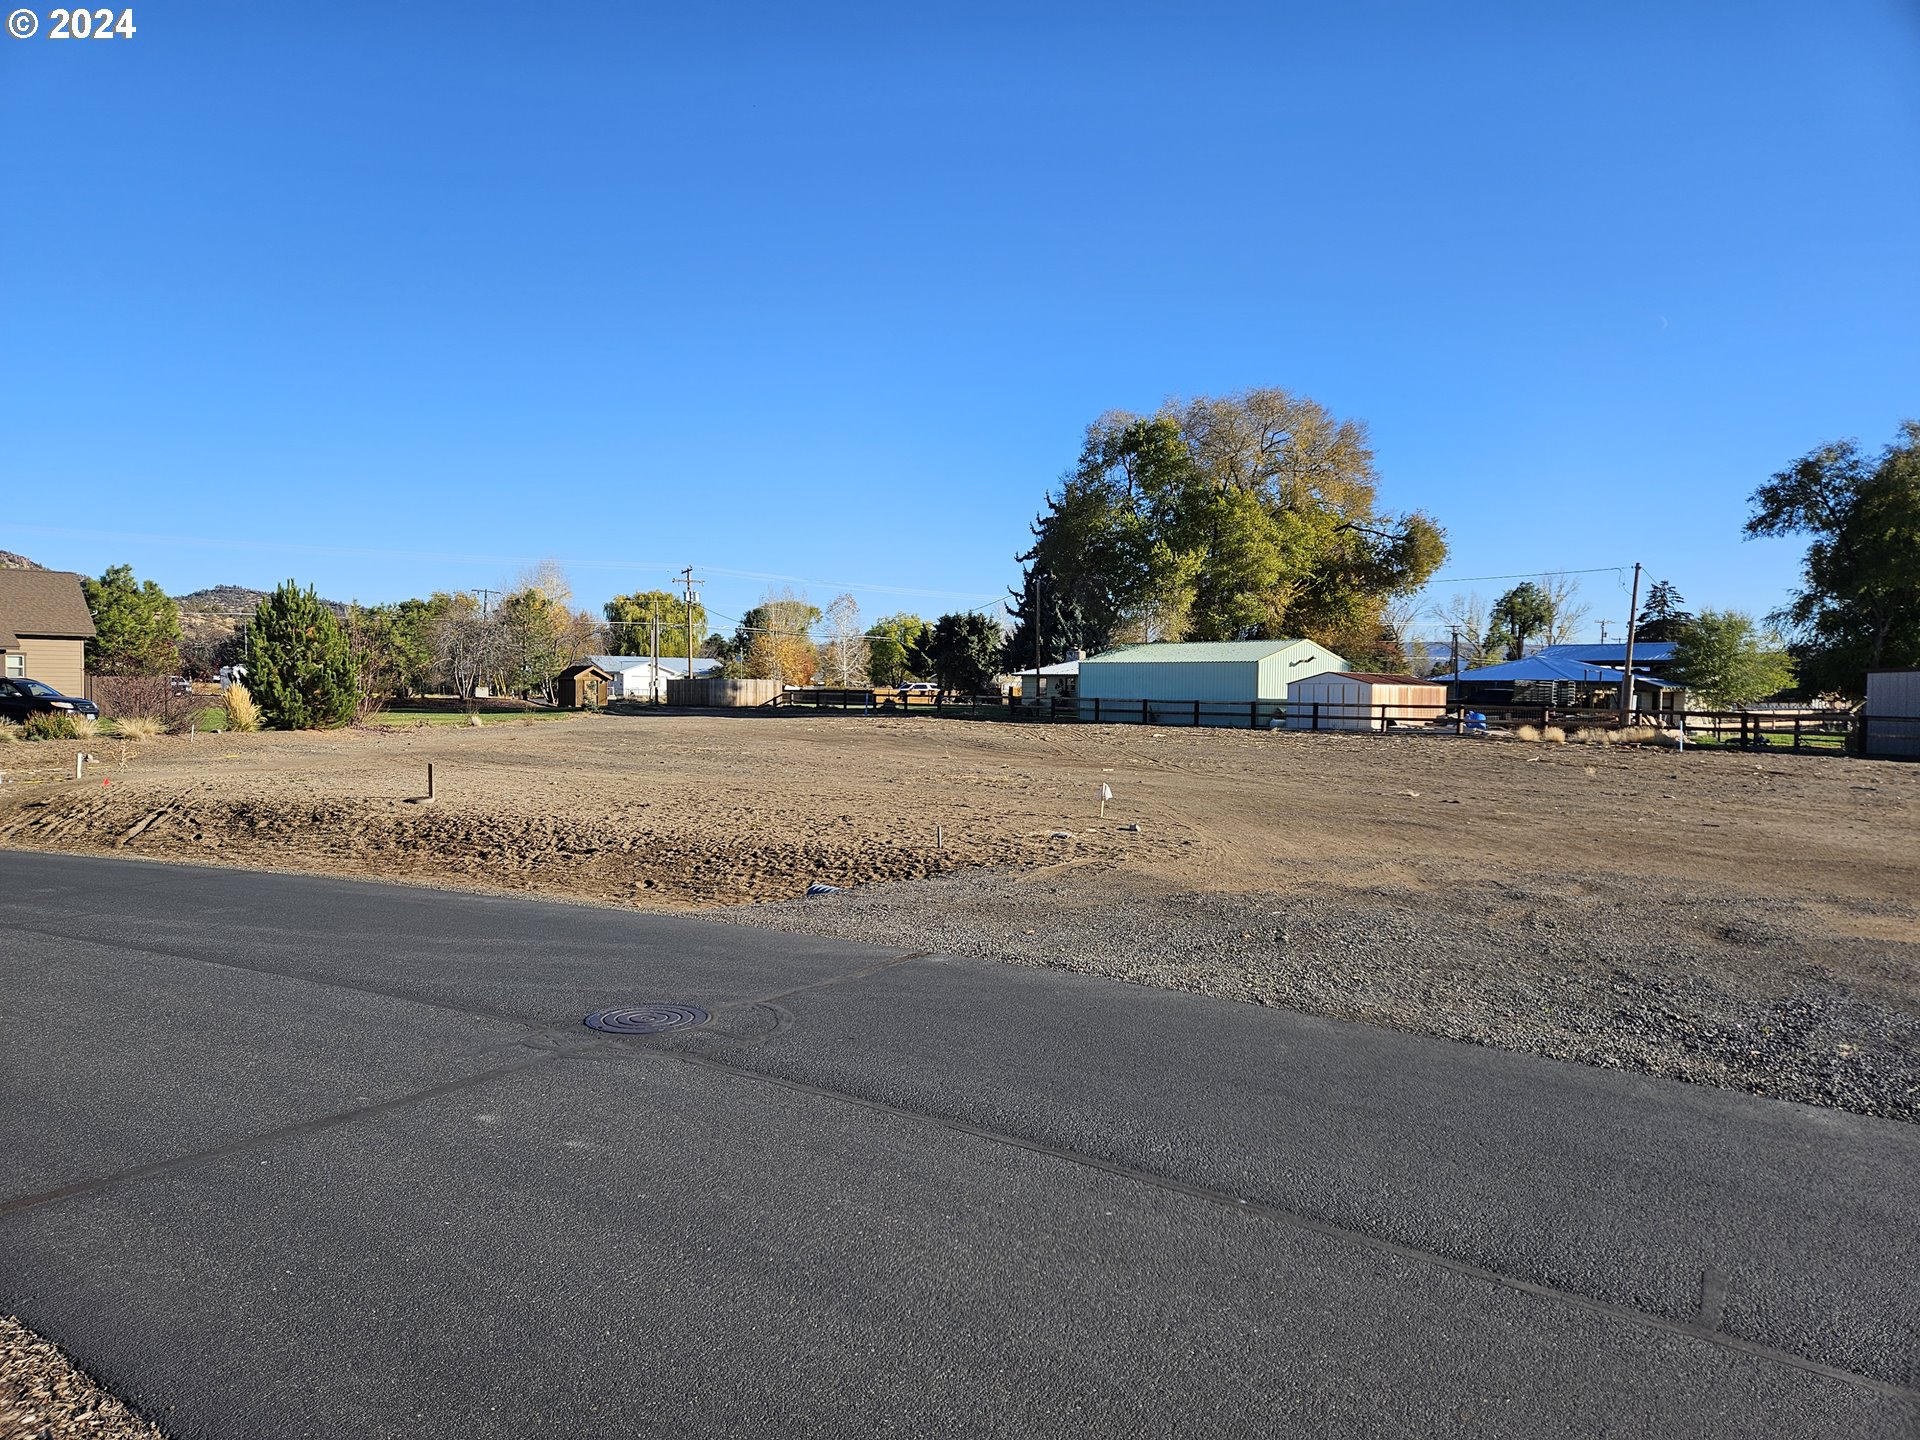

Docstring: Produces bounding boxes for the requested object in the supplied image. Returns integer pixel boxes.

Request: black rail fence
[762,686,1920,758]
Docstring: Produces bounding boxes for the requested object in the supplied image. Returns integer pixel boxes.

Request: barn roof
[1329,672,1435,685]
[1533,642,1678,664]
[1087,640,1320,664]
[1453,656,1679,687]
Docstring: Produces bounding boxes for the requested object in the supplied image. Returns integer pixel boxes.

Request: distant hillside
[176,584,268,615]
[0,550,46,570]
[173,584,349,677]
[176,585,347,617]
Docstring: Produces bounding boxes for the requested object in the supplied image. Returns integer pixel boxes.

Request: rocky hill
[175,584,347,617]
[0,550,46,570]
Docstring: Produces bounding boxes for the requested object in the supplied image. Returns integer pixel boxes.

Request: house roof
[1329,672,1438,686]
[0,569,95,648]
[1086,640,1323,665]
[1453,655,1679,688]
[1533,642,1678,664]
[583,655,720,676]
[1011,660,1081,677]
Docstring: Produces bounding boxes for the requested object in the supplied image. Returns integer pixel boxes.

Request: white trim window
[2,652,23,678]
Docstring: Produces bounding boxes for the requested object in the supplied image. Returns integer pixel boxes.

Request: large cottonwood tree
[1006,389,1445,668]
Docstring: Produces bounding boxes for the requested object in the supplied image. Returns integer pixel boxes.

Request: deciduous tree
[1668,610,1796,707]
[603,590,707,657]
[728,589,820,684]
[821,593,868,686]
[1746,422,1920,693]
[866,613,930,686]
[1009,391,1446,658]
[1485,582,1553,660]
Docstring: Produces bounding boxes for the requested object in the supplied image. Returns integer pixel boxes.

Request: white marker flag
[1099,783,1113,802]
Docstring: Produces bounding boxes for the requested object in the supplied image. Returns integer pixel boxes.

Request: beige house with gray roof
[0,569,95,695]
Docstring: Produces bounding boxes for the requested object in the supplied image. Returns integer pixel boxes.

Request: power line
[1420,564,1629,586]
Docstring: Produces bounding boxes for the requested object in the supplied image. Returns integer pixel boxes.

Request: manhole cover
[583,1004,710,1035]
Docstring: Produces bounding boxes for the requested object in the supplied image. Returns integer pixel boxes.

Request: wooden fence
[763,687,1916,757]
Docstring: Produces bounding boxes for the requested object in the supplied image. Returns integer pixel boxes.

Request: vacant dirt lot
[3,710,1916,1117]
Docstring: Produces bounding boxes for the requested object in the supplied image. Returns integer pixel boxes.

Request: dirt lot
[3,710,1917,1118]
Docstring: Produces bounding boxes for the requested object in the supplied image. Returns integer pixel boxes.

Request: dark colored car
[0,677,100,721]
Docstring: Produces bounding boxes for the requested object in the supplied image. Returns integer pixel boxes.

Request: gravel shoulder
[717,861,1920,1123]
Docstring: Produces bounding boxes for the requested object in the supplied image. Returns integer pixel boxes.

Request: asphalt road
[2,850,1916,1439]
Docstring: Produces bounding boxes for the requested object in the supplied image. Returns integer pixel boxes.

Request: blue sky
[3,0,1916,642]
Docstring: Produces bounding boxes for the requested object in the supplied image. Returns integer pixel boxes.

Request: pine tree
[246,581,358,729]
[82,564,182,676]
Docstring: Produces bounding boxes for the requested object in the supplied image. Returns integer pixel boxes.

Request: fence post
[1142,699,1149,725]
[1094,697,1101,724]
[1193,700,1201,728]
[1793,717,1802,751]
[1250,701,1257,730]
[1312,702,1320,732]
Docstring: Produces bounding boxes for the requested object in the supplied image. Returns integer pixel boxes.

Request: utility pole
[1032,573,1043,708]
[1598,619,1610,644]
[650,598,661,706]
[1449,625,1464,735]
[474,587,500,619]
[679,566,702,697]
[1618,562,1642,727]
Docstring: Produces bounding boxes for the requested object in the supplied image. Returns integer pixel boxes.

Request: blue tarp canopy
[1532,642,1677,665]
[1449,656,1678,687]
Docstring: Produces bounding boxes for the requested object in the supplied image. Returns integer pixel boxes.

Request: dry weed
[112,715,167,740]
[0,717,19,743]
[1513,725,1541,742]
[223,683,261,733]
[1542,725,1568,744]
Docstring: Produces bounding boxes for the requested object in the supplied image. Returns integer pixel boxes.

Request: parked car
[0,678,100,721]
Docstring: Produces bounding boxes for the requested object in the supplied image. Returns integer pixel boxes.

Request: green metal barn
[1076,640,1347,727]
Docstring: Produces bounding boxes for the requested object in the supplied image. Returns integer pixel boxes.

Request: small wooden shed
[555,663,612,709]
[1285,671,1448,731]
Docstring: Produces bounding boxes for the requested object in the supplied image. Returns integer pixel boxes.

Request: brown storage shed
[555,663,612,709]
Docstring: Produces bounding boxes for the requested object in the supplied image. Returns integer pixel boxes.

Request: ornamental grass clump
[223,683,261,733]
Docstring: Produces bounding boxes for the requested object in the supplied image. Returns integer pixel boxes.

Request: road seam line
[0,1052,564,1220]
[645,1045,1920,1405]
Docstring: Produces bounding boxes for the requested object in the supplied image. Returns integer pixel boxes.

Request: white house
[584,655,720,702]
